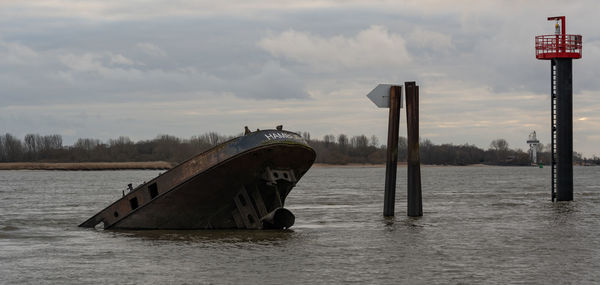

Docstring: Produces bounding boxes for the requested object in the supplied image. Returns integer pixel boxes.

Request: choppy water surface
[1,166,599,284]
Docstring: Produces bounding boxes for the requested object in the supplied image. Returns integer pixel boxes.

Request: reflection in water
[553,201,577,214]
[1,167,600,283]
[110,229,297,243]
[381,216,425,232]
[550,201,578,225]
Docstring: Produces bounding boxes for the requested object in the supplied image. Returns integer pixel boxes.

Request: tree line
[0,132,235,164]
[1,132,599,166]
[310,135,598,166]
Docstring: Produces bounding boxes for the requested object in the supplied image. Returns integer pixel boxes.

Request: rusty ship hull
[79,129,315,230]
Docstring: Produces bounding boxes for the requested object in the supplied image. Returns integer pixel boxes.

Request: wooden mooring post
[367,82,422,217]
[383,85,402,217]
[366,84,402,216]
[405,81,423,217]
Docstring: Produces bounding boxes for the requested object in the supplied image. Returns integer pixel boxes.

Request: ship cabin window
[149,183,158,199]
[130,197,139,210]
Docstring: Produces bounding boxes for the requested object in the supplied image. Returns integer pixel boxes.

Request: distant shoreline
[0,161,173,171]
[0,161,501,170]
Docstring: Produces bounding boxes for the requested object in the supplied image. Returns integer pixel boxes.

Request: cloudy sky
[1,1,599,156]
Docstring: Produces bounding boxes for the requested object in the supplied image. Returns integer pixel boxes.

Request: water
[1,166,599,284]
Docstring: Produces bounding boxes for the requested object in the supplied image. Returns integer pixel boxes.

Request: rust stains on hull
[79,129,316,230]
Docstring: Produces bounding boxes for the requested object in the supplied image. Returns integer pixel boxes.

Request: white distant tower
[527,131,540,164]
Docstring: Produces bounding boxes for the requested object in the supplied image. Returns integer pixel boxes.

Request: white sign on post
[366,84,402,108]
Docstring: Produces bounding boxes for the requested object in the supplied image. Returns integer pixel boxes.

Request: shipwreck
[79,127,316,230]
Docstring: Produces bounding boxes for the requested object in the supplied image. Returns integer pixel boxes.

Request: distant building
[527,131,540,164]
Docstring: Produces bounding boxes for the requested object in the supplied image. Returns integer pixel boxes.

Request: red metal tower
[535,16,582,201]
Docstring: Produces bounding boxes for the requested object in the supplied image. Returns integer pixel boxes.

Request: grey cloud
[136,42,167,57]
[1,1,599,156]
[0,18,309,104]
[259,25,411,72]
[230,61,309,99]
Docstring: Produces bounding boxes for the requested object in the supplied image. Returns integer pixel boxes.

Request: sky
[1,1,599,156]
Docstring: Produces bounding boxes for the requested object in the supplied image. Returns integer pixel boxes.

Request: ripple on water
[0,167,599,284]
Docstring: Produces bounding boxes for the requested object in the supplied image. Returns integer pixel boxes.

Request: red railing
[535,34,582,59]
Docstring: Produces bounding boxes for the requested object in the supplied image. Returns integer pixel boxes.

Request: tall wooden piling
[383,85,402,217]
[405,82,423,217]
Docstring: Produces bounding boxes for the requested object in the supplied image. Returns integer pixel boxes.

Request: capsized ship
[79,127,316,230]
